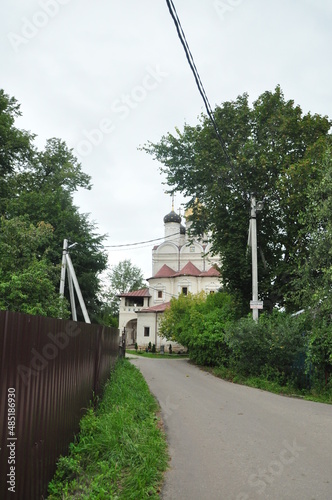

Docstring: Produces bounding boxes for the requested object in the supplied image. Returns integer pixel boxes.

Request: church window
[157,290,163,299]
[190,245,195,252]
[144,327,150,337]
[182,287,188,296]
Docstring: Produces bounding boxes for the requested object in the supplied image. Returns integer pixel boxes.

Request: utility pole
[248,195,264,321]
[59,239,91,323]
[65,253,91,323]
[59,239,68,300]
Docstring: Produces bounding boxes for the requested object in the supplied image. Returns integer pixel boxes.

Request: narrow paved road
[130,357,332,500]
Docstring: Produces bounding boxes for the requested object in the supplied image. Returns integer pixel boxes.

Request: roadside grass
[126,349,188,359]
[47,358,169,499]
[199,365,332,404]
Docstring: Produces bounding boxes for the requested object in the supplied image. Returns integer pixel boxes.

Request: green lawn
[48,358,169,499]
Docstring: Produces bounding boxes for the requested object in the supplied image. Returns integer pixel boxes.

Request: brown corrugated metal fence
[0,311,120,499]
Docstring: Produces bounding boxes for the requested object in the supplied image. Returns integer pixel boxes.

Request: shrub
[307,319,332,387]
[224,311,310,387]
[160,291,238,366]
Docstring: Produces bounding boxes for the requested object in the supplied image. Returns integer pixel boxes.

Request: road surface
[130,356,332,500]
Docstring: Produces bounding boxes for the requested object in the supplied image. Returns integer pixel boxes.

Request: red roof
[199,267,220,277]
[117,288,151,298]
[153,264,176,278]
[138,302,171,313]
[174,261,201,277]
[150,262,220,279]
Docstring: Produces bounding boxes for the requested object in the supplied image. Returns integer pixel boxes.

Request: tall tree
[0,216,69,317]
[105,260,146,317]
[143,86,331,312]
[0,90,34,211]
[0,89,107,321]
[4,139,107,321]
[292,146,332,318]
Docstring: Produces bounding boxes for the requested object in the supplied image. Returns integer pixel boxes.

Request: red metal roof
[117,288,151,298]
[153,264,176,278]
[150,262,220,279]
[199,267,220,277]
[174,261,201,277]
[138,302,171,313]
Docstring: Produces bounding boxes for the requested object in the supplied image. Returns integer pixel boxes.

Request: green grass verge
[48,358,169,499]
[198,365,332,404]
[126,350,188,359]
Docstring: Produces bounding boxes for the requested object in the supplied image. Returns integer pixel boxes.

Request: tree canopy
[104,259,146,317]
[292,147,332,319]
[0,89,107,321]
[143,86,331,313]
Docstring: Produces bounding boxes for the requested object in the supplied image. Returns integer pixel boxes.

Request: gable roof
[199,267,220,277]
[117,288,151,298]
[173,261,201,277]
[150,261,220,280]
[153,264,176,278]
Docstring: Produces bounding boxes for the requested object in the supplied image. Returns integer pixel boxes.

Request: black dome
[163,210,181,224]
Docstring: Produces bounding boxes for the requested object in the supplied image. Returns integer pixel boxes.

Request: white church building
[118,206,221,351]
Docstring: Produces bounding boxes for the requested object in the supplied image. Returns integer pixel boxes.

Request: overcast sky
[2,0,331,281]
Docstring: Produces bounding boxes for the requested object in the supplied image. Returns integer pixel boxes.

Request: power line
[103,232,181,249]
[148,285,178,299]
[165,0,236,176]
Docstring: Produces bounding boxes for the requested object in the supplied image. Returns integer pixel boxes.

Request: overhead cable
[103,231,181,249]
[165,0,235,174]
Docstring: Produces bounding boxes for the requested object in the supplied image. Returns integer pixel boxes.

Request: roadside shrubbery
[224,312,311,387]
[160,291,236,366]
[48,359,168,499]
[160,291,332,399]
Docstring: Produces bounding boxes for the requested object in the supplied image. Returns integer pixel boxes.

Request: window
[190,245,195,253]
[125,297,144,307]
[182,287,188,296]
[157,290,163,299]
[144,327,150,337]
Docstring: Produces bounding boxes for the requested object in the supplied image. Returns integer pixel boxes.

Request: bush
[160,291,238,366]
[224,311,311,388]
[307,319,332,388]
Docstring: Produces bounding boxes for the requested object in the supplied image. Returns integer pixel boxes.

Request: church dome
[163,210,181,224]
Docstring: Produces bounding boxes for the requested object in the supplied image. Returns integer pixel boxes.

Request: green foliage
[306,320,332,386]
[143,86,331,312]
[0,217,70,317]
[224,312,310,386]
[0,89,107,321]
[104,259,146,317]
[291,146,332,320]
[48,359,168,499]
[160,291,238,366]
[161,291,323,390]
[0,259,69,317]
[0,89,34,180]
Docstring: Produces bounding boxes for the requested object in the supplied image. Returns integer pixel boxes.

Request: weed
[48,359,168,498]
